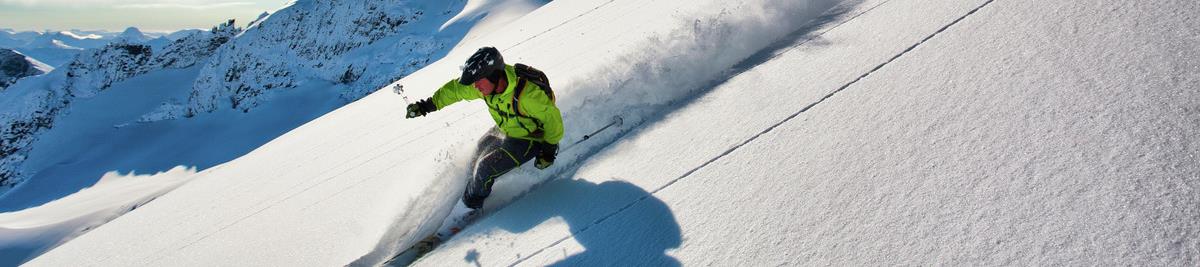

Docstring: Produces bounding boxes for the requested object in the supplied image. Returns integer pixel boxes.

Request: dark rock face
[0,49,47,90]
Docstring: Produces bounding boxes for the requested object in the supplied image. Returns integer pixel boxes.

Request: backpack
[511,63,555,117]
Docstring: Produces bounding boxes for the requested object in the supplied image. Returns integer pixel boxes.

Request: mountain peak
[121,27,143,35]
[116,27,151,42]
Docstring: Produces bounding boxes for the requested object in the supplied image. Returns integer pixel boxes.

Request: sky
[0,0,287,33]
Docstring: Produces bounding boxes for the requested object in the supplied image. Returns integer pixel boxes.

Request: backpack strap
[513,78,528,117]
[511,63,554,118]
[511,77,546,137]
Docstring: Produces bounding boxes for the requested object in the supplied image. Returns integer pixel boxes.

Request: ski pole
[392,83,411,105]
[563,115,623,152]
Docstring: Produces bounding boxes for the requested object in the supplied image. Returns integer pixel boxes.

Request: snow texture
[17,0,1200,266]
[423,0,1200,265]
[0,166,196,266]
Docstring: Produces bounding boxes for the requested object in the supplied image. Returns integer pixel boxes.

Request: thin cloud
[1,0,257,9]
[116,2,255,9]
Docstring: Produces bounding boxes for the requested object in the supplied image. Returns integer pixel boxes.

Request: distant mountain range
[0,27,184,68]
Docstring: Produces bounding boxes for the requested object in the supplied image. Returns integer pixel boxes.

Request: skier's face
[474,77,500,96]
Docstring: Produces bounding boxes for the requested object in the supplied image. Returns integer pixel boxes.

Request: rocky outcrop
[0,49,49,90]
[187,0,466,115]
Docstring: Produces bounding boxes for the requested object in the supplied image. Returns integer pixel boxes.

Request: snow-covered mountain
[114,27,153,44]
[0,30,39,49]
[0,21,241,196]
[19,31,110,68]
[0,49,51,90]
[6,0,1200,265]
[29,32,109,50]
[0,27,176,68]
[186,0,495,115]
[115,27,173,49]
[163,29,203,41]
[9,41,82,69]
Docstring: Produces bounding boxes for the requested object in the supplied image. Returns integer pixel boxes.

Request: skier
[405,47,563,232]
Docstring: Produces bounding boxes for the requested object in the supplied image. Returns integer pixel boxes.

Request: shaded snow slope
[420,0,1200,265]
[440,0,548,50]
[0,167,196,266]
[27,0,839,265]
[0,21,241,197]
[0,66,341,212]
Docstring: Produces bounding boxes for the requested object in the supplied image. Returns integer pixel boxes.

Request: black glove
[406,98,436,118]
[534,142,558,169]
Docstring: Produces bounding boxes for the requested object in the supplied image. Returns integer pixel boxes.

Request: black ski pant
[463,130,539,209]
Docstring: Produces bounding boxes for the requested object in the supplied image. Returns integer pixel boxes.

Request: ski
[382,208,488,266]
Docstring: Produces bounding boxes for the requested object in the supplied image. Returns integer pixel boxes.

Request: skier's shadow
[476,177,682,266]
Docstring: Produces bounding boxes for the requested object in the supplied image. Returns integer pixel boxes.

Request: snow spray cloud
[491,0,840,202]
[350,128,484,266]
[560,0,837,149]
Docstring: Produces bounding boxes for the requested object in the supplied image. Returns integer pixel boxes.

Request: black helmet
[459,47,504,85]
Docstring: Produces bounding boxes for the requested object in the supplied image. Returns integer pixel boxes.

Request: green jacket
[431,65,564,145]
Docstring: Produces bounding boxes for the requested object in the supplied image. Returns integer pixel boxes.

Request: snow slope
[0,167,196,266]
[28,0,1200,266]
[418,0,1200,265]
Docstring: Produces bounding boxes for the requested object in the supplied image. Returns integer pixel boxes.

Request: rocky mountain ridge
[0,21,241,191]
